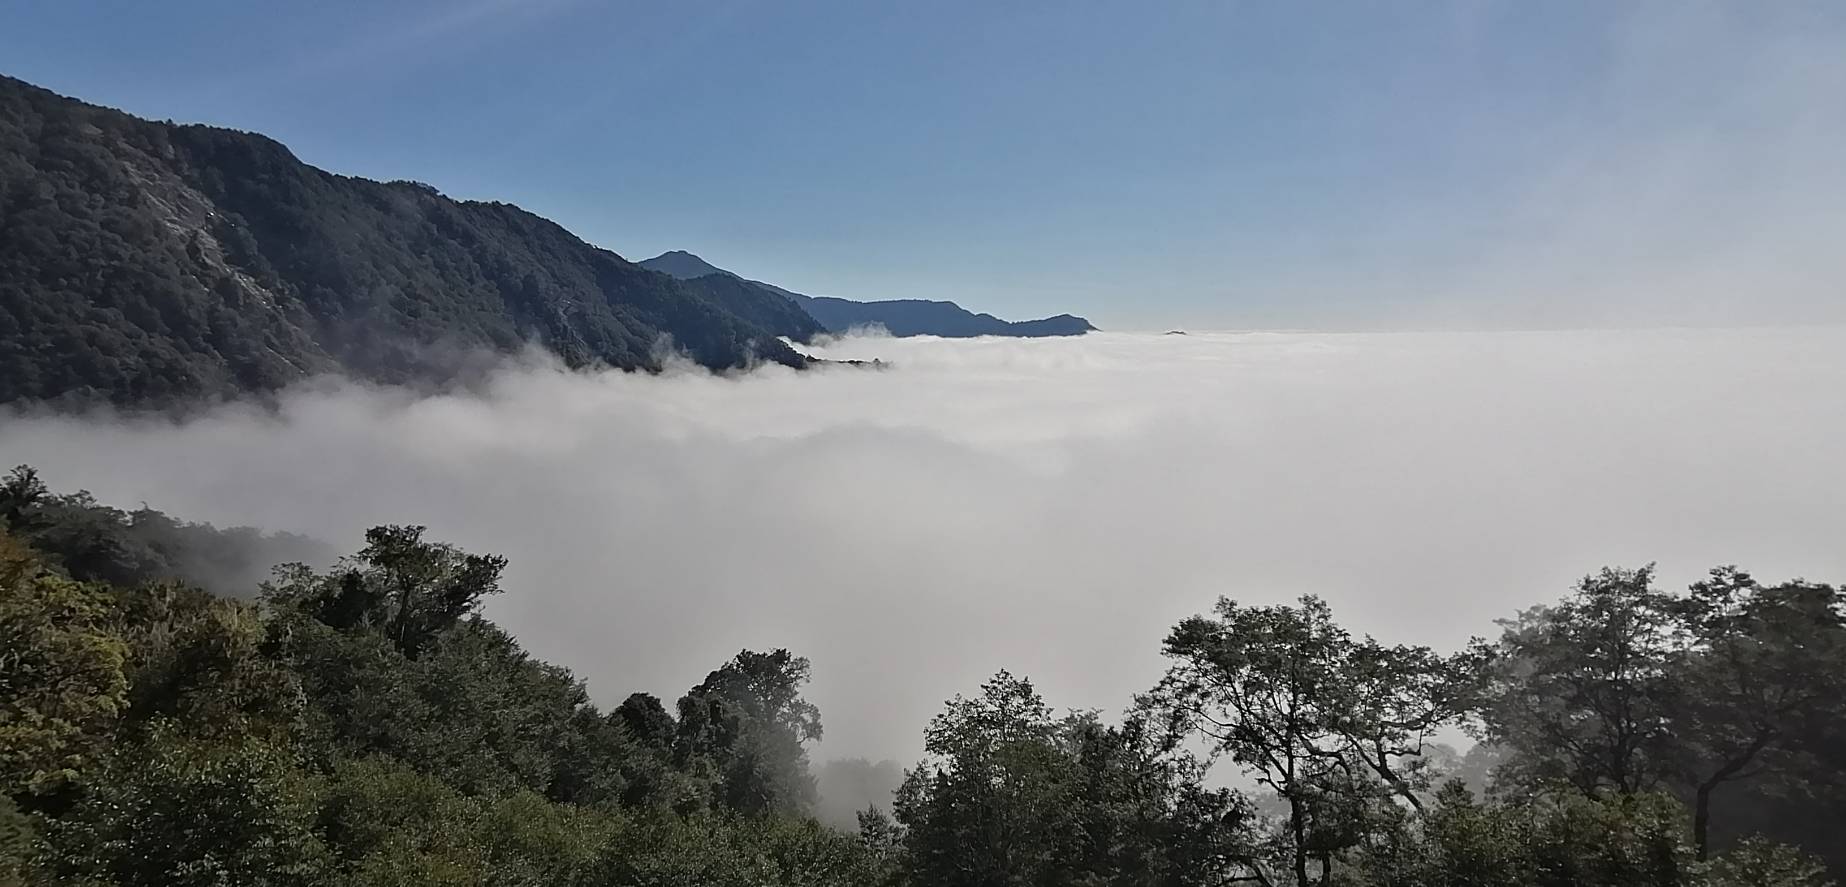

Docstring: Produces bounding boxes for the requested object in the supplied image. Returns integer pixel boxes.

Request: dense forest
[0,75,825,408]
[2,465,1841,886]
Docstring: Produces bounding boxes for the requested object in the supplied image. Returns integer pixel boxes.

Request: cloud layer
[3,328,1843,760]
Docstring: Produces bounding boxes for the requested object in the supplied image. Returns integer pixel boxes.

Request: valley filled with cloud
[4,327,1842,760]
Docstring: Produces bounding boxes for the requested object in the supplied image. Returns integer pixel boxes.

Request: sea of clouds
[3,327,1844,761]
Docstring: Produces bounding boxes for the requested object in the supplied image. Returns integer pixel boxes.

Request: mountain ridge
[637,251,1097,339]
[0,75,822,407]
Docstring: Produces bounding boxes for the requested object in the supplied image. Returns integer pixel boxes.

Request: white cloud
[3,328,1843,760]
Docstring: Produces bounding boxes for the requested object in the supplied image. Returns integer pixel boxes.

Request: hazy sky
[6,329,1843,761]
[5,1,1842,328]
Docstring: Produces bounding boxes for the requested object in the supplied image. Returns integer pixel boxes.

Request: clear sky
[5,1,1842,330]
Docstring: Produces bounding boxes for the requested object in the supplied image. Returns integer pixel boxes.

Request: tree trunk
[1693,732,1775,860]
[1694,782,1714,861]
[1289,796,1309,887]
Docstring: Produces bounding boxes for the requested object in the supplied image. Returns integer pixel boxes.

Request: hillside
[638,250,1097,338]
[0,76,819,407]
[676,273,824,344]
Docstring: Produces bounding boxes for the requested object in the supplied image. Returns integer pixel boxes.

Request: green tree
[319,757,617,887]
[1475,565,1846,863]
[0,465,334,597]
[47,730,330,887]
[271,524,506,657]
[0,794,37,887]
[113,581,303,741]
[895,671,1256,887]
[676,649,823,816]
[894,671,1076,886]
[1672,568,1845,858]
[0,467,46,531]
[0,530,127,797]
[1475,567,1683,796]
[1702,836,1835,887]
[1352,783,1700,887]
[594,810,888,887]
[1148,595,1470,885]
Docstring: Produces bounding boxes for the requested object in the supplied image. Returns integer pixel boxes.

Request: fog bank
[3,328,1842,761]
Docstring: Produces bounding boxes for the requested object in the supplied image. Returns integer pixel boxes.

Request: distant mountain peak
[640,250,731,281]
[638,251,1097,339]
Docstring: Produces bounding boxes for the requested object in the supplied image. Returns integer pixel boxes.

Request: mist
[2,328,1843,762]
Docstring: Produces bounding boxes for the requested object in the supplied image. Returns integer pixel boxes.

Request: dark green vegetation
[3,467,1843,886]
[640,249,1098,338]
[0,466,332,597]
[0,76,825,408]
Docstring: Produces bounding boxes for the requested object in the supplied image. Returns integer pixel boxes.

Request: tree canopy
[2,468,1842,886]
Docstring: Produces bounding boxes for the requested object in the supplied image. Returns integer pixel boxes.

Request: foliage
[319,757,617,886]
[1477,565,1846,863]
[893,671,1256,886]
[0,530,127,796]
[268,524,506,657]
[1673,568,1846,856]
[0,464,332,596]
[0,471,877,886]
[596,811,893,887]
[1350,782,1836,887]
[0,794,35,887]
[1350,783,1695,887]
[1146,595,1473,885]
[268,582,642,802]
[676,648,824,816]
[47,728,332,886]
[1701,836,1834,887]
[113,581,303,741]
[2,469,1843,885]
[1476,566,1685,796]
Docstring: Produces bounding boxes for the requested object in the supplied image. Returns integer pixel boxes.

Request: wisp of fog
[3,328,1843,762]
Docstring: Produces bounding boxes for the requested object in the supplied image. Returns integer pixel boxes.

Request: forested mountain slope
[639,250,1098,338]
[0,75,819,407]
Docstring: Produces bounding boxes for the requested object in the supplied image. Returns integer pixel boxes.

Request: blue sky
[6,1,1842,329]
